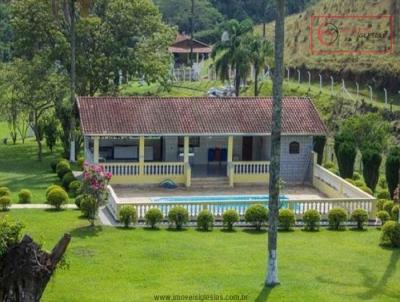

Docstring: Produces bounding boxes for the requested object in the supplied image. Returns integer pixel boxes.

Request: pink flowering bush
[80,163,112,225]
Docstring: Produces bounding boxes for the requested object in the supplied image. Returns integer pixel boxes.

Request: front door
[242,137,253,161]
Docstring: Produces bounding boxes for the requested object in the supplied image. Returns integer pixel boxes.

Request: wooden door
[242,137,253,161]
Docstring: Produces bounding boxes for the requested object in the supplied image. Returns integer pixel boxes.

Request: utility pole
[263,0,267,38]
[190,0,195,68]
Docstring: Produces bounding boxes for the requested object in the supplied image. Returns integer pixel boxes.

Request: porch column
[139,136,145,175]
[227,136,234,187]
[184,136,191,187]
[93,137,99,164]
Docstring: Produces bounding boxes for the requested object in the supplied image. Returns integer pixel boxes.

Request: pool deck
[114,185,327,204]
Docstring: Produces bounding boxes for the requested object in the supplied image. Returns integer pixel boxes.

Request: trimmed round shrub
[360,186,373,195]
[79,196,95,218]
[245,204,268,231]
[197,210,214,231]
[46,185,63,199]
[75,194,84,209]
[168,206,189,230]
[376,199,387,211]
[145,208,163,228]
[383,201,394,214]
[18,189,32,204]
[376,190,390,200]
[50,158,63,173]
[323,161,335,169]
[77,157,85,170]
[0,187,11,197]
[119,206,137,228]
[69,180,82,198]
[380,221,400,247]
[56,160,71,179]
[354,180,365,188]
[0,196,11,211]
[352,172,362,181]
[222,209,240,231]
[391,205,399,221]
[62,172,76,189]
[303,209,321,231]
[328,208,348,230]
[279,209,295,231]
[377,211,391,225]
[46,188,68,210]
[350,209,369,230]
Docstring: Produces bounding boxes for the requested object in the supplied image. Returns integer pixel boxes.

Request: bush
[345,178,355,185]
[376,199,386,211]
[303,209,321,231]
[168,206,189,230]
[119,206,137,228]
[328,208,348,230]
[378,177,388,189]
[69,180,82,198]
[197,210,214,231]
[0,187,11,198]
[18,189,32,204]
[377,211,390,225]
[380,221,400,247]
[383,201,394,214]
[77,157,85,170]
[323,161,335,169]
[75,194,84,209]
[46,188,68,210]
[352,172,362,181]
[62,172,76,189]
[354,180,365,188]
[0,196,11,211]
[360,186,373,195]
[350,209,369,230]
[279,209,295,231]
[376,190,390,200]
[46,185,63,199]
[145,208,163,228]
[222,209,240,231]
[391,205,399,221]
[50,158,59,173]
[56,160,71,179]
[79,196,95,218]
[245,204,268,231]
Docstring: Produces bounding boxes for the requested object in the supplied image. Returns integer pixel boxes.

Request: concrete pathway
[10,204,77,209]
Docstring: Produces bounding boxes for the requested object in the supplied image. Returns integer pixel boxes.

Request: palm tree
[246,35,273,96]
[212,19,253,96]
[266,0,285,287]
[51,0,90,162]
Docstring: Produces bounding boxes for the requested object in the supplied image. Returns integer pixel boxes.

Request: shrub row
[0,187,33,210]
[116,205,370,231]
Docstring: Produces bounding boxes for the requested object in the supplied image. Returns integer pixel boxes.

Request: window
[178,137,200,148]
[289,142,300,154]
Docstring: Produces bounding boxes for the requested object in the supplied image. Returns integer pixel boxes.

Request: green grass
[0,122,60,203]
[3,209,400,302]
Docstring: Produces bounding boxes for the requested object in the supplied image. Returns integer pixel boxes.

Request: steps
[191,177,230,188]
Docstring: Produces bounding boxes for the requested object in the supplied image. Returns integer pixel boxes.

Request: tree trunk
[254,64,259,96]
[266,0,285,287]
[69,0,76,163]
[234,68,241,97]
[0,234,71,302]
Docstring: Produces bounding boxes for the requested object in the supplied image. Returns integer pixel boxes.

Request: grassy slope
[2,209,399,302]
[255,0,399,75]
[0,122,59,203]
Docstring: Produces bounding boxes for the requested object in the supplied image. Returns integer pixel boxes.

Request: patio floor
[114,184,327,203]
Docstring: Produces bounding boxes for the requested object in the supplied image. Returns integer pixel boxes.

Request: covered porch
[84,135,271,187]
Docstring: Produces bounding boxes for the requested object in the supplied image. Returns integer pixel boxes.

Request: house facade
[78,96,327,187]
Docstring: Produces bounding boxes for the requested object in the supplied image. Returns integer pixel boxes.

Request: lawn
[3,209,399,302]
[0,122,59,203]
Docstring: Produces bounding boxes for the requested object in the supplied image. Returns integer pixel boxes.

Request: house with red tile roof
[78,96,327,187]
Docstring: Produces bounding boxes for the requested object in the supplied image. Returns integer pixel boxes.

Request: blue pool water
[151,195,287,203]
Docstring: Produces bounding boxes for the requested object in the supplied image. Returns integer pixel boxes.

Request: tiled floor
[114,184,327,203]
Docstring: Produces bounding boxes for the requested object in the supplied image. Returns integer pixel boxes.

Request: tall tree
[212,19,253,96]
[266,0,285,287]
[246,34,273,96]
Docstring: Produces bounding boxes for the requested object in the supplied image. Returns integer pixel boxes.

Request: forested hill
[154,0,316,43]
[256,0,400,92]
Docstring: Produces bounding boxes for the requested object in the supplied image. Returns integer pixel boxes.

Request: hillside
[256,0,400,92]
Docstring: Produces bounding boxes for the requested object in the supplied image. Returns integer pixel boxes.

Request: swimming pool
[151,195,287,203]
